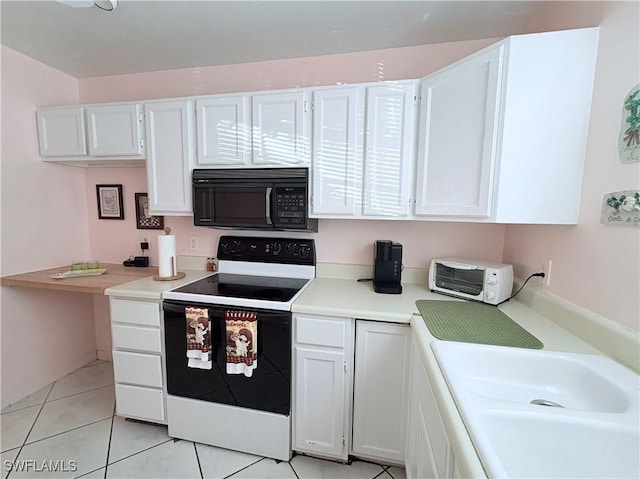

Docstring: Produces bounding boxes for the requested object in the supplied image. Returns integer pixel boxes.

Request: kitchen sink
[431,341,640,478]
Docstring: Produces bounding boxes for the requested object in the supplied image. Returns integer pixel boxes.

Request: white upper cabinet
[145,100,195,215]
[416,46,502,218]
[415,27,599,224]
[37,106,87,157]
[311,86,364,216]
[196,95,251,166]
[310,81,418,219]
[86,103,145,157]
[251,90,311,166]
[363,83,417,217]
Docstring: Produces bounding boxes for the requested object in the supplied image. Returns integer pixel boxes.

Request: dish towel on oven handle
[225,310,258,377]
[186,306,212,370]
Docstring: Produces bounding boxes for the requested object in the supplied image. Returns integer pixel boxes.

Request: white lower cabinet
[109,297,166,424]
[293,314,354,461]
[293,315,412,466]
[352,321,411,464]
[405,338,457,479]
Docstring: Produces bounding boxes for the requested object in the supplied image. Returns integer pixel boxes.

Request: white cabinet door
[352,321,411,463]
[145,100,195,215]
[415,45,503,218]
[363,83,417,217]
[86,103,144,157]
[405,341,454,479]
[252,91,311,166]
[293,347,348,460]
[311,87,364,216]
[196,96,251,166]
[36,107,87,157]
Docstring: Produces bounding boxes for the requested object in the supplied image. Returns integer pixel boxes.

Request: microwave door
[213,186,271,228]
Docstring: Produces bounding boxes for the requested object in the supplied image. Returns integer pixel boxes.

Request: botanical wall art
[96,184,124,220]
[601,190,640,227]
[618,83,640,163]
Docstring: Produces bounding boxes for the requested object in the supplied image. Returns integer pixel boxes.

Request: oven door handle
[265,187,272,225]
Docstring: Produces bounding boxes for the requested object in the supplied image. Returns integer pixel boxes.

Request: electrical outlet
[541,259,552,287]
[188,235,199,252]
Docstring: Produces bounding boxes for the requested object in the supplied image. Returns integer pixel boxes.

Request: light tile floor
[1,361,406,479]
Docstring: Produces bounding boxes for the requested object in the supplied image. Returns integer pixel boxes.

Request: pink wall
[503,1,640,332]
[79,39,498,103]
[76,5,638,335]
[1,46,97,407]
[80,38,508,271]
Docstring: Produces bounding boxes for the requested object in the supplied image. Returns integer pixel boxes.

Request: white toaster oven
[428,258,514,305]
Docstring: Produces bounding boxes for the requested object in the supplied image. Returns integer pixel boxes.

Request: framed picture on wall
[135,193,164,229]
[96,184,124,220]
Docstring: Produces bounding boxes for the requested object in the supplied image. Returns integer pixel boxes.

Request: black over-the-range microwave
[192,168,318,232]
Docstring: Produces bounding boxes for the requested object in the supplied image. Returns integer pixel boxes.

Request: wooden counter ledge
[1,263,159,294]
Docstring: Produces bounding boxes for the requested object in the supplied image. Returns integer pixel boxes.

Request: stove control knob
[272,243,282,254]
[487,277,498,285]
[285,243,296,254]
[220,242,231,254]
[299,246,310,258]
[232,240,244,252]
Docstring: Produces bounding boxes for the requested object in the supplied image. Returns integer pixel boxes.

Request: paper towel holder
[153,227,186,281]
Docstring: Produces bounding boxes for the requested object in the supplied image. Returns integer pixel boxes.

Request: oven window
[435,263,484,296]
[214,187,268,225]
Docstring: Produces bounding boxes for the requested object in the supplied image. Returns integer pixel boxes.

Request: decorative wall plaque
[601,190,640,227]
[618,84,640,163]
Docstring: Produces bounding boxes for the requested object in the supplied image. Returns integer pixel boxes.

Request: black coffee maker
[373,240,403,294]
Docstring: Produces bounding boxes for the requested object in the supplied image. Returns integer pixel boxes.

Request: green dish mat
[415,300,543,349]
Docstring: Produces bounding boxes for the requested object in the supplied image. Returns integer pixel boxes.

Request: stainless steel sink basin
[432,341,640,478]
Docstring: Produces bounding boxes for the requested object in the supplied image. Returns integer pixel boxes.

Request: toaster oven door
[435,263,484,296]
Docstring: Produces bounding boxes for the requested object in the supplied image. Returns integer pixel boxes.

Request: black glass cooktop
[172,273,309,302]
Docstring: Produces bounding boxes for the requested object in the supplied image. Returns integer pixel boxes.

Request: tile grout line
[1,363,112,416]
[288,459,301,479]
[21,415,114,449]
[101,404,117,479]
[193,443,204,479]
[45,382,115,405]
[223,457,266,479]
[105,438,175,468]
[5,383,54,479]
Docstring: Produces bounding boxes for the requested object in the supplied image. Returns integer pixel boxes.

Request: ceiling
[1,1,601,79]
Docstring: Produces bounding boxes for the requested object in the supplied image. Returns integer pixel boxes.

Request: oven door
[163,300,291,415]
[193,184,273,228]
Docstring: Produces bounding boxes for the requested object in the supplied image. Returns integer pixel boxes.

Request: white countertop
[104,269,211,300]
[293,275,606,478]
[104,266,633,478]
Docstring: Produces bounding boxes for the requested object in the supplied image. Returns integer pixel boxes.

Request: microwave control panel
[274,186,306,226]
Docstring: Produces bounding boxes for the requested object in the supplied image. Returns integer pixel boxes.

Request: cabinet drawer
[111,298,160,327]
[295,315,348,348]
[115,384,165,423]
[113,351,163,387]
[112,324,162,352]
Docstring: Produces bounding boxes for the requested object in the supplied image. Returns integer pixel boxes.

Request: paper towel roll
[158,235,177,278]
